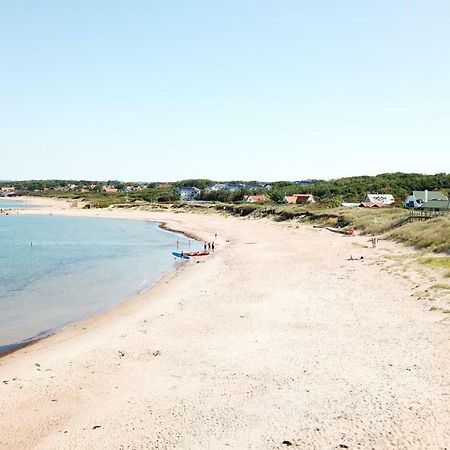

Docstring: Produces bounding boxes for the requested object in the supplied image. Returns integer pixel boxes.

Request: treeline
[2,173,449,206]
[269,173,450,203]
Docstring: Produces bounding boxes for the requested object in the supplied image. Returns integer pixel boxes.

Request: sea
[0,198,32,209]
[0,212,200,354]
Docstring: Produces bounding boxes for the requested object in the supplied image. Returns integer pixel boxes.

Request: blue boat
[172,251,190,260]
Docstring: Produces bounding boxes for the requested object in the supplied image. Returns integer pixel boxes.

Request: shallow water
[0,198,30,209]
[0,215,199,353]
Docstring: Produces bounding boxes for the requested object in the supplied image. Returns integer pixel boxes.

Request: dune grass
[388,216,450,253]
[430,283,450,290]
[419,256,450,277]
[318,207,407,234]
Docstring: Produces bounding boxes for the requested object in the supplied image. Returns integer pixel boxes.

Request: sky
[1,1,449,182]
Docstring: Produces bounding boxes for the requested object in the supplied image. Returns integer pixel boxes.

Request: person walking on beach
[204,242,207,251]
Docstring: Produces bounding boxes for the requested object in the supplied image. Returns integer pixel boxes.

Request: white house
[1,186,15,196]
[364,194,395,205]
[404,190,448,209]
[179,187,201,201]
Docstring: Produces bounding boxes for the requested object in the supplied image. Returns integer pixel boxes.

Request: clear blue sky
[1,1,449,181]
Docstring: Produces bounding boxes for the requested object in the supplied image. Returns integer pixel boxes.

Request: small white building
[1,186,15,196]
[179,187,201,201]
[404,190,448,209]
[364,194,395,205]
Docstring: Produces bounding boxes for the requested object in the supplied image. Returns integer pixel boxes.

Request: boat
[172,251,190,260]
[184,251,210,257]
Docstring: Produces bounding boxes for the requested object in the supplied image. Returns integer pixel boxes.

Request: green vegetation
[419,256,450,270]
[388,216,450,253]
[2,172,449,205]
[290,172,450,203]
[429,284,450,290]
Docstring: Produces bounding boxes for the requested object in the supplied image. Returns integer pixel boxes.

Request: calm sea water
[0,215,199,353]
[0,198,30,209]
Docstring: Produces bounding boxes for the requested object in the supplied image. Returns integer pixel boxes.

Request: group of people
[204,241,215,252]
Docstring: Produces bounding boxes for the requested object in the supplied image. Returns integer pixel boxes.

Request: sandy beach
[0,198,449,449]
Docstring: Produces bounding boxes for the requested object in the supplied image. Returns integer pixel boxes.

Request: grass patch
[388,216,450,253]
[430,283,450,290]
[419,256,450,270]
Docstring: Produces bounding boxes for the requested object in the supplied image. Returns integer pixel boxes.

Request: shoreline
[0,197,449,448]
[0,200,208,359]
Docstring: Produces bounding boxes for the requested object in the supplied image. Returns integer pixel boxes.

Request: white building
[364,194,395,205]
[179,187,201,201]
[1,186,15,196]
[404,190,448,209]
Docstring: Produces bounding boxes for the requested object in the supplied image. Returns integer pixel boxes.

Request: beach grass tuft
[430,283,450,290]
[388,216,450,253]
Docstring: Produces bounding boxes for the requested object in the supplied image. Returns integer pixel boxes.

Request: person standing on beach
[211,242,215,252]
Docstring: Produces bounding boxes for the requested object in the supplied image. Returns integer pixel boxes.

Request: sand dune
[0,202,449,449]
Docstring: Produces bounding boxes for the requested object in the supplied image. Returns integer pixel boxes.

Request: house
[363,194,395,205]
[245,183,265,191]
[419,199,450,211]
[207,183,245,193]
[284,194,315,204]
[245,195,266,203]
[404,190,448,209]
[178,187,201,201]
[359,202,385,208]
[103,186,118,194]
[1,186,15,196]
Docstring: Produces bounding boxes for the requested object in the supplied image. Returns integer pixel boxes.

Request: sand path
[0,205,449,449]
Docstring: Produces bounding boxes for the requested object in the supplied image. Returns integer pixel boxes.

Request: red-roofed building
[284,194,315,204]
[245,195,266,203]
[359,202,385,208]
[103,186,118,194]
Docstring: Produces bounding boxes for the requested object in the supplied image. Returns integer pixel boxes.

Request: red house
[284,194,315,204]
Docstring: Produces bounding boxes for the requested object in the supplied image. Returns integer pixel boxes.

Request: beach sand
[0,199,449,449]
